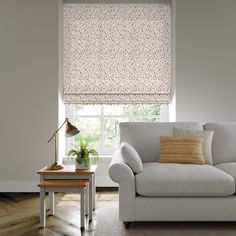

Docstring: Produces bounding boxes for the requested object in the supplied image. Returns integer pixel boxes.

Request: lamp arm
[47,118,69,143]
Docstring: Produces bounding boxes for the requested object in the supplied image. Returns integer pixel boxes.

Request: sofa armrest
[109,149,135,221]
[109,149,135,183]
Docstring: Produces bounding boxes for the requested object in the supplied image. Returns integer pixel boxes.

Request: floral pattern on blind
[64,3,171,104]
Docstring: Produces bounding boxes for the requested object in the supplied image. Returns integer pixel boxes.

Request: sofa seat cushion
[215,162,236,179]
[135,163,235,197]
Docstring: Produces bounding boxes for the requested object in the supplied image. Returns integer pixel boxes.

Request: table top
[38,165,97,175]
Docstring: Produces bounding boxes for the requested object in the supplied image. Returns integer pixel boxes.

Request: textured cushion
[215,162,236,179]
[173,127,214,165]
[120,142,143,174]
[159,136,205,165]
[204,123,236,164]
[120,122,203,162]
[135,163,235,197]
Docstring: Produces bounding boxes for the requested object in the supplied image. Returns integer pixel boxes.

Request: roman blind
[64,1,171,104]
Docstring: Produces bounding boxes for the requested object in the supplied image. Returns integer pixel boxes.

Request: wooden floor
[0,190,118,236]
[1,191,236,236]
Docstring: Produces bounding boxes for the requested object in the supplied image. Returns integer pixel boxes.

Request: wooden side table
[38,165,97,227]
[38,179,89,228]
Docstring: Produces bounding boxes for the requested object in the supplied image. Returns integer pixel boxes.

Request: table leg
[40,188,46,227]
[85,184,89,216]
[92,173,96,210]
[89,175,93,221]
[49,192,54,215]
[80,188,85,229]
[93,173,96,210]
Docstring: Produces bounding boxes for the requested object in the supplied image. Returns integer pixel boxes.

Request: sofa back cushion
[204,123,236,165]
[173,127,214,165]
[119,122,203,162]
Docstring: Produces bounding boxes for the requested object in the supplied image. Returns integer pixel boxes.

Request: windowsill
[63,155,113,165]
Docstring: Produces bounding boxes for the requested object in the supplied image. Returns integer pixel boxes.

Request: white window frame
[65,104,169,156]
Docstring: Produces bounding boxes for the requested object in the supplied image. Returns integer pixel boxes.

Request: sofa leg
[123,221,131,229]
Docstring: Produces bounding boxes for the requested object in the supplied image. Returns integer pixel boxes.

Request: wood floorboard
[1,192,236,236]
[0,192,118,236]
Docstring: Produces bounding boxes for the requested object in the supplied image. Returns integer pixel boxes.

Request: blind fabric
[64,2,171,104]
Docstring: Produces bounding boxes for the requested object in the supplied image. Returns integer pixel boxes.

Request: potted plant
[68,139,98,170]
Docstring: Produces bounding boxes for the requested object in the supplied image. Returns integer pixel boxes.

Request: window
[66,105,168,155]
[63,2,172,156]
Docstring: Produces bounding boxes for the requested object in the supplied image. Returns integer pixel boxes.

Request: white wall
[176,0,236,122]
[1,0,236,191]
[0,0,59,191]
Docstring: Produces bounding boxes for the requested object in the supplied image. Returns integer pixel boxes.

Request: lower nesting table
[38,179,89,228]
[38,165,97,228]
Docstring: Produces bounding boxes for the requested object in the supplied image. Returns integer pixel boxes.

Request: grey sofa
[109,122,236,228]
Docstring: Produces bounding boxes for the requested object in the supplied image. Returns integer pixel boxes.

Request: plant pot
[75,161,90,170]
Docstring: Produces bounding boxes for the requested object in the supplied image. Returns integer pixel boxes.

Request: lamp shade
[65,120,80,137]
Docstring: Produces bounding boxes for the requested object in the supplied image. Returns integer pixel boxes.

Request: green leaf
[68,149,77,157]
[68,139,99,164]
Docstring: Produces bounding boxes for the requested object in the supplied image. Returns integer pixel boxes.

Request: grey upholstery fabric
[204,123,236,164]
[135,163,235,196]
[120,142,143,174]
[120,122,203,162]
[134,196,236,221]
[173,127,214,165]
[110,122,236,222]
[215,162,236,179]
[109,150,135,221]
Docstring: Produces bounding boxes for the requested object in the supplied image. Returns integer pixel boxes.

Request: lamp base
[46,162,64,170]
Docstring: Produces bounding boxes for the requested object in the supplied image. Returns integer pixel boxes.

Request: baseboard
[95,176,118,187]
[0,181,39,192]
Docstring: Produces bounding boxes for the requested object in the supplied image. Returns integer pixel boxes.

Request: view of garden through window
[66,105,161,154]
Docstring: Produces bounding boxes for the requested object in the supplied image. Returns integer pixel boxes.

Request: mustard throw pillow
[159,136,205,165]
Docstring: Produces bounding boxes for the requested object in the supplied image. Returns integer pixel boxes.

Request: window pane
[129,116,160,122]
[69,104,101,116]
[103,104,161,117]
[73,117,101,149]
[66,104,163,154]
[103,118,129,149]
[103,105,124,115]
[123,105,160,118]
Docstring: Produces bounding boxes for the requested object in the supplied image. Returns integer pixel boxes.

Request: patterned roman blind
[64,2,171,104]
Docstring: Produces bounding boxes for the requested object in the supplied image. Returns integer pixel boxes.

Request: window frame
[65,104,169,156]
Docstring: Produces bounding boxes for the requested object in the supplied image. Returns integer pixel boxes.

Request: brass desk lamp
[47,118,80,170]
